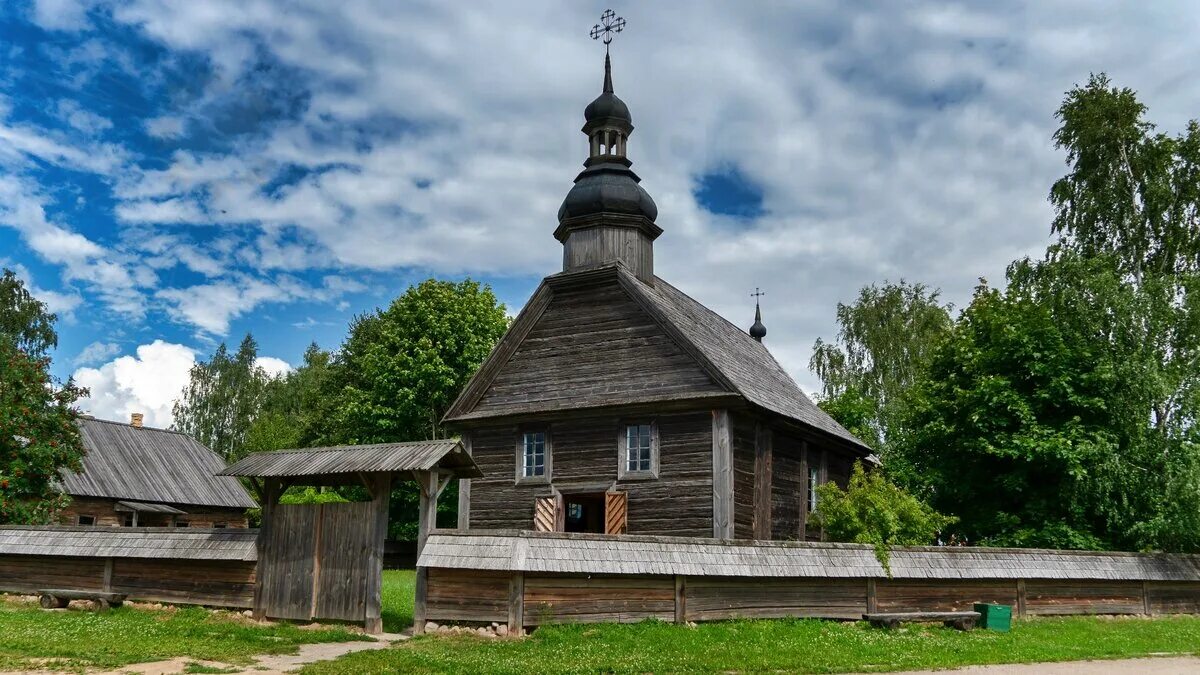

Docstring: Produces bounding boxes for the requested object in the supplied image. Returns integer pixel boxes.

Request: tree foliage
[814,462,956,574]
[172,334,272,462]
[810,280,953,455]
[0,270,86,524]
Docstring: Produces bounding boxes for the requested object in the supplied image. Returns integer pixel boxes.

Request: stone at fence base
[425,621,439,633]
[497,624,509,636]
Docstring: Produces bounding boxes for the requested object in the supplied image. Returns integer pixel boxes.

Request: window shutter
[605,491,628,535]
[534,495,559,532]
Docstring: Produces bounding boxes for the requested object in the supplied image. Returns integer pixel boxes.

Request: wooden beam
[712,409,734,539]
[457,433,472,530]
[753,423,773,540]
[309,503,325,620]
[866,578,877,614]
[1016,579,1027,618]
[674,575,687,624]
[1143,580,1152,616]
[363,473,391,635]
[798,441,809,541]
[102,558,113,593]
[507,571,525,635]
[252,478,280,620]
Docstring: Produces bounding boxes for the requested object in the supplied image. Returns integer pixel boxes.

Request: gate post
[363,473,391,634]
[412,470,439,634]
[253,478,280,620]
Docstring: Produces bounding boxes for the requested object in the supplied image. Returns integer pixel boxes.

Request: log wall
[422,570,1200,629]
[0,554,255,608]
[59,497,248,528]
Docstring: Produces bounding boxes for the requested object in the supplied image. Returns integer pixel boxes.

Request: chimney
[130,412,144,428]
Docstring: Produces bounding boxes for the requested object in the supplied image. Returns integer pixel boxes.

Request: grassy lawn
[306,614,1200,674]
[381,569,415,633]
[0,596,367,673]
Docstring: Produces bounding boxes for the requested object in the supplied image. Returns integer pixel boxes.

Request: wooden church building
[444,52,871,542]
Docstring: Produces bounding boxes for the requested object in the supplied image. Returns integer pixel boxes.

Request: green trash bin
[974,603,1012,632]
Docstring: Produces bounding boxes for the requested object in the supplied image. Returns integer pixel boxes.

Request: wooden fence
[0,526,257,608]
[418,530,1200,630]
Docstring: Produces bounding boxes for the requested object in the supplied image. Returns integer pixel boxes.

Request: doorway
[564,492,606,533]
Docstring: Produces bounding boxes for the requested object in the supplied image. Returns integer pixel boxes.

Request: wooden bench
[864,611,980,631]
[38,589,127,611]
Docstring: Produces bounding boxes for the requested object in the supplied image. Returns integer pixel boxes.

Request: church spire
[556,10,661,283]
[750,289,767,342]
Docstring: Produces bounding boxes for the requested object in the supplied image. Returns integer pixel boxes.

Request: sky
[2,1,1198,428]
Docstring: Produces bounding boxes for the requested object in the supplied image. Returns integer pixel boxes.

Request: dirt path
[88,633,406,675]
[878,655,1200,674]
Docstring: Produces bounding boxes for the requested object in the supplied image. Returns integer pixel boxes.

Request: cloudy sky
[2,1,1197,427]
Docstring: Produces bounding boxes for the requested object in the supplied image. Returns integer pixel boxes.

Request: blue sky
[2,1,1198,426]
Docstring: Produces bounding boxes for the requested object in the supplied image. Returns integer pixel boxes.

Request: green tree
[246,344,336,453]
[0,269,57,356]
[810,280,953,456]
[814,462,956,574]
[0,271,86,524]
[330,279,508,539]
[172,334,272,462]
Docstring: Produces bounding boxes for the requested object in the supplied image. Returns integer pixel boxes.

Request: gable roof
[59,418,257,509]
[220,439,482,481]
[445,264,868,452]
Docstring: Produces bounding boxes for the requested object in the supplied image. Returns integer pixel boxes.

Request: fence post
[674,575,687,623]
[508,571,525,635]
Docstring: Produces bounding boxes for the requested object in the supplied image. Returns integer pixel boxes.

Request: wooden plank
[102,558,113,593]
[508,572,525,634]
[1017,579,1027,618]
[310,503,324,619]
[523,574,675,625]
[1143,580,1152,615]
[867,577,877,613]
[712,410,734,539]
[315,501,376,622]
[686,577,867,620]
[877,579,1017,613]
[1023,580,1144,616]
[533,495,558,532]
[753,423,773,540]
[798,441,809,540]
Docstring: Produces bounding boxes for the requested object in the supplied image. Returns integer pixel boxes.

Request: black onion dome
[558,161,658,223]
[584,54,632,128]
[749,302,767,341]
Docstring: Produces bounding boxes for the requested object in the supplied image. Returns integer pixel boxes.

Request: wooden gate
[257,502,377,622]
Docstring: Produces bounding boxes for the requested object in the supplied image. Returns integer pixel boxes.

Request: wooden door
[314,502,375,621]
[257,504,317,620]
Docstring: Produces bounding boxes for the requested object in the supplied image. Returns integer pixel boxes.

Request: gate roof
[219,438,481,483]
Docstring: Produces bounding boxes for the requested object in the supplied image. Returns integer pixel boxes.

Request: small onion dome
[558,160,658,223]
[750,302,767,341]
[583,54,632,130]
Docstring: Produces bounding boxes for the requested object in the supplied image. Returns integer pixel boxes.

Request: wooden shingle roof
[444,263,868,452]
[419,530,1200,582]
[0,525,258,561]
[220,439,481,479]
[60,418,256,509]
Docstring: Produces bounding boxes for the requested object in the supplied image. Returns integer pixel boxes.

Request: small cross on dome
[590,9,625,52]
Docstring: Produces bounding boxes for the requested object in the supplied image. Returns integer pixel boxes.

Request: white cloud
[73,340,196,428]
[31,0,96,32]
[255,356,291,377]
[73,340,122,365]
[55,100,113,135]
[144,115,187,138]
[115,197,207,224]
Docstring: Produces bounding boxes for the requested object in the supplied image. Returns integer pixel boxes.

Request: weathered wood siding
[1025,580,1146,615]
[468,412,713,537]
[524,574,675,625]
[424,568,510,623]
[686,577,865,620]
[731,415,756,540]
[0,554,254,608]
[1147,582,1200,614]
[562,225,654,282]
[470,280,725,418]
[876,579,1018,613]
[772,434,803,540]
[111,559,255,607]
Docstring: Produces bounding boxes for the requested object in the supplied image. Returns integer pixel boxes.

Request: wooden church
[444,51,871,542]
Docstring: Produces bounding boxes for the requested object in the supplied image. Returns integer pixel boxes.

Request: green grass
[304,613,1200,674]
[0,597,367,673]
[381,569,415,633]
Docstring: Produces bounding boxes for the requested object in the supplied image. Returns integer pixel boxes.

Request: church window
[618,421,658,479]
[517,429,551,483]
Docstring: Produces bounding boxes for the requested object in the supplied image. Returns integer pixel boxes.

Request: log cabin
[57,415,256,527]
[444,53,872,541]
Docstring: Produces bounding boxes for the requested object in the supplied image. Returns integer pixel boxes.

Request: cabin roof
[445,264,868,452]
[59,418,257,509]
[0,525,258,561]
[220,439,482,479]
[419,530,1200,582]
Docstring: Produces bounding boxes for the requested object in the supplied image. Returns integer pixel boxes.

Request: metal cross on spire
[751,288,766,302]
[590,9,625,53]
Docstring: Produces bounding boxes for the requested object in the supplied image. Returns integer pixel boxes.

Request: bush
[815,462,956,574]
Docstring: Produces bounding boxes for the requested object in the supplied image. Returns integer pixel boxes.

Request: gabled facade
[444,54,870,541]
